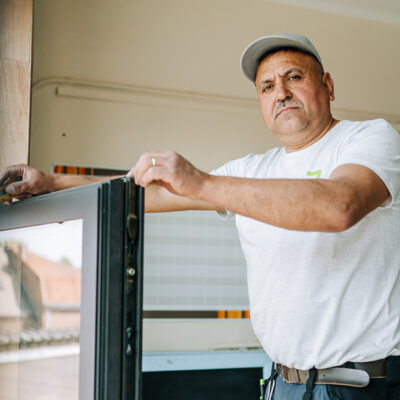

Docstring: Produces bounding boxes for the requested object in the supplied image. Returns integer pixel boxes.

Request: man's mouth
[275,106,299,119]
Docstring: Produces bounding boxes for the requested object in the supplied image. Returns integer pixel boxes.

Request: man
[1,34,400,399]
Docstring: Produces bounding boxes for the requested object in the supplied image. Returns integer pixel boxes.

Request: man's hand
[0,164,107,204]
[129,151,208,199]
[0,164,54,201]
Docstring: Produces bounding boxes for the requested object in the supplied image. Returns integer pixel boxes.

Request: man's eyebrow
[283,68,303,76]
[258,68,304,88]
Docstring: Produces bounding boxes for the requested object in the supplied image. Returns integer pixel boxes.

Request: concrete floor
[0,355,79,400]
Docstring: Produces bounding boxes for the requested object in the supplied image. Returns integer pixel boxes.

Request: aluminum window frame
[0,178,144,400]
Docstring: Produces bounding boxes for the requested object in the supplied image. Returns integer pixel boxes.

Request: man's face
[255,50,335,148]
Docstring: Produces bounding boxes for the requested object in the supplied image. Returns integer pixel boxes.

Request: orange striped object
[52,164,128,177]
[217,310,250,319]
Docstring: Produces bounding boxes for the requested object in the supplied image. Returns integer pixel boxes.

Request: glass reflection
[0,220,82,400]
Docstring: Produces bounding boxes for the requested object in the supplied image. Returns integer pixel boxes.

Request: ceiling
[266,0,400,25]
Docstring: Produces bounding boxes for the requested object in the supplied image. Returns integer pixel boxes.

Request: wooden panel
[0,0,32,62]
[0,0,32,171]
[0,60,31,170]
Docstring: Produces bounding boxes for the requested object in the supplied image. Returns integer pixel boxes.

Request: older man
[1,34,400,399]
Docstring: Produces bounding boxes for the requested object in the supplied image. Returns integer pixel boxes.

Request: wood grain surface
[0,0,33,171]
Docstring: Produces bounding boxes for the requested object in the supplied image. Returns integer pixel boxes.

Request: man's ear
[322,72,335,101]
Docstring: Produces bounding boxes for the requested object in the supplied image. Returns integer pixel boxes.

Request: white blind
[143,211,249,310]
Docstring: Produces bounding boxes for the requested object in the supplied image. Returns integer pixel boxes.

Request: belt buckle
[316,367,370,388]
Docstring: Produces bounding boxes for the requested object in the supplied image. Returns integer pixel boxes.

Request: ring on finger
[151,157,156,167]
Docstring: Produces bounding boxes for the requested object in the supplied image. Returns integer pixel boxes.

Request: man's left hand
[129,151,207,199]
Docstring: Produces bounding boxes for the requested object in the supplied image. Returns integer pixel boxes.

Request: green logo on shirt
[306,170,322,179]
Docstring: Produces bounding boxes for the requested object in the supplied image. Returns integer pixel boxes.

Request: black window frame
[0,177,144,400]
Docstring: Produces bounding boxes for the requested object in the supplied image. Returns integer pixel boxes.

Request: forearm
[144,184,218,213]
[197,175,361,232]
[0,163,123,199]
[49,174,120,192]
[50,175,216,213]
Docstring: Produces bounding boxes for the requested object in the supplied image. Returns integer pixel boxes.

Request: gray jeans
[271,376,331,400]
[270,375,400,399]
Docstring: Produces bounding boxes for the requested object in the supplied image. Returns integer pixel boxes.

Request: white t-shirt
[212,119,400,369]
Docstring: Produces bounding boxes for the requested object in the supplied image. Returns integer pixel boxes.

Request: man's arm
[143,184,219,213]
[1,154,389,232]
[0,164,217,212]
[132,151,390,232]
[0,164,112,198]
[197,165,388,232]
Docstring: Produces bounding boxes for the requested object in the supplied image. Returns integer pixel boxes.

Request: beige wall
[30,0,400,173]
[28,0,400,352]
[0,0,32,171]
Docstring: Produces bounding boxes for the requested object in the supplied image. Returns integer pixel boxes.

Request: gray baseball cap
[240,33,323,83]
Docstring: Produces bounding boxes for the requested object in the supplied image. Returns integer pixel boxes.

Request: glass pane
[144,211,248,312]
[0,220,82,400]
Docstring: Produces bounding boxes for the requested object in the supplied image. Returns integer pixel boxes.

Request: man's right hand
[0,164,54,201]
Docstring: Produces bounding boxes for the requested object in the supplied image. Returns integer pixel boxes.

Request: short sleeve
[209,155,256,219]
[209,162,235,219]
[334,120,400,207]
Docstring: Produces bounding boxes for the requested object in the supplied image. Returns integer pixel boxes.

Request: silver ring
[151,157,156,167]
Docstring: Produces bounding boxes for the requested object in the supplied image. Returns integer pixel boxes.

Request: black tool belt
[277,359,386,388]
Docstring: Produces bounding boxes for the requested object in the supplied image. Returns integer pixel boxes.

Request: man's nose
[275,81,291,102]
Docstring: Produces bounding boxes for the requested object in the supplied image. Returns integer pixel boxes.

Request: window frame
[0,178,144,400]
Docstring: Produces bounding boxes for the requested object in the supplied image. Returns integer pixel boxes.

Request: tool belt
[277,359,386,388]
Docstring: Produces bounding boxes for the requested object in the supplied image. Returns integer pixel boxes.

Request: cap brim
[240,35,322,83]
